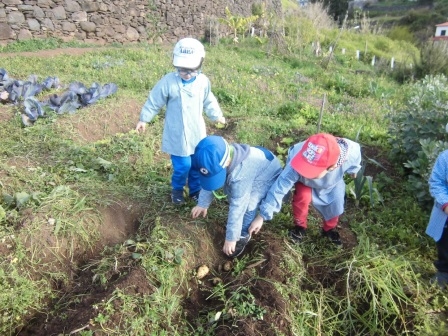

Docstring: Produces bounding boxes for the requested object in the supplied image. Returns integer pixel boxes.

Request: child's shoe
[229,235,251,258]
[322,229,342,246]
[171,189,185,205]
[430,271,448,289]
[289,226,307,244]
[189,191,200,202]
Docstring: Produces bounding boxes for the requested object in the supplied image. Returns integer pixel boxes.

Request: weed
[345,162,383,207]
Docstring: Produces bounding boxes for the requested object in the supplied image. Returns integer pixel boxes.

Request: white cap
[172,38,205,69]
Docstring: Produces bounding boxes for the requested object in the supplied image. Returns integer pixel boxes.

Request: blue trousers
[435,220,448,273]
[171,155,201,196]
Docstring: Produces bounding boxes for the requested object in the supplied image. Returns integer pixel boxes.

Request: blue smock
[259,138,362,221]
[426,150,448,241]
[139,72,223,156]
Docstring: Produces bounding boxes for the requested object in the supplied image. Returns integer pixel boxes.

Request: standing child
[135,38,225,204]
[426,149,448,288]
[191,135,282,258]
[249,133,362,246]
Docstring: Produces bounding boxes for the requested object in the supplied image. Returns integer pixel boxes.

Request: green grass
[0,29,446,335]
[0,37,97,53]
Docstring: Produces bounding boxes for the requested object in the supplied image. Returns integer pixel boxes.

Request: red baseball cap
[290,133,340,179]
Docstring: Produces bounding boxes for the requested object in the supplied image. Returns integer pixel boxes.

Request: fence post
[342,48,345,55]
[371,55,375,66]
[391,57,394,69]
[317,93,326,134]
[356,50,360,60]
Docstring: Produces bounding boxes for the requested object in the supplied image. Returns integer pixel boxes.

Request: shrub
[416,41,448,78]
[387,26,415,43]
[388,74,448,209]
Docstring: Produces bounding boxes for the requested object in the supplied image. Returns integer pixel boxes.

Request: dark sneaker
[289,226,307,244]
[189,191,200,202]
[322,229,342,246]
[171,189,185,205]
[229,235,251,258]
[430,271,448,289]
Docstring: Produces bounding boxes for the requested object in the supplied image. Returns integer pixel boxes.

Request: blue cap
[193,136,230,191]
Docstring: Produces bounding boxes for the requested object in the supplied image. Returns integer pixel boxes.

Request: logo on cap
[200,167,209,175]
[303,142,325,165]
[179,47,195,55]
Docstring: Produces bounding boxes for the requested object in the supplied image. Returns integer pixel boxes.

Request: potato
[222,261,232,272]
[196,265,209,279]
[210,277,223,286]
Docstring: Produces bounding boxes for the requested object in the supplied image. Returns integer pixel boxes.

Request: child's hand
[444,207,448,215]
[223,240,236,256]
[249,215,264,235]
[191,206,208,218]
[135,121,146,133]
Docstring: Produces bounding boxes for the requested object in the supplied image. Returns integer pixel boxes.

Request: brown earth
[2,48,390,336]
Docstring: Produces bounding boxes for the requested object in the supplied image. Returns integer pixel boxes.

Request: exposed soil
[2,48,394,336]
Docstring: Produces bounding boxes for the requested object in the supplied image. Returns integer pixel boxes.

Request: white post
[251,27,255,37]
[342,48,346,55]
[329,46,333,53]
[391,57,394,69]
[356,50,360,60]
[371,55,375,66]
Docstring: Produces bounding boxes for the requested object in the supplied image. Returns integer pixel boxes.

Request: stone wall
[0,0,282,46]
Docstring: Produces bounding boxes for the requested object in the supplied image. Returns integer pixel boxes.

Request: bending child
[191,135,282,258]
[249,133,362,246]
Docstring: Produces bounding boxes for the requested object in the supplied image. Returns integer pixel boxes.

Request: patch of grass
[0,37,96,53]
[89,216,191,335]
[0,242,54,335]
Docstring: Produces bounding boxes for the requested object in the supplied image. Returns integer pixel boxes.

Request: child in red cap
[249,133,362,246]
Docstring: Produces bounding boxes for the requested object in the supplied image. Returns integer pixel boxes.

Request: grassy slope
[0,28,446,336]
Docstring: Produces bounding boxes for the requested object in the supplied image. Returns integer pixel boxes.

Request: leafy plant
[219,7,259,43]
[346,162,383,207]
[205,284,266,324]
[2,191,41,209]
[388,74,448,209]
[404,138,448,208]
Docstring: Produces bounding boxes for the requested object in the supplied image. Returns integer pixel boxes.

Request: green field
[0,6,447,335]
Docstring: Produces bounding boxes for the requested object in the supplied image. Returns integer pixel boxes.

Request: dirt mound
[17,217,294,336]
[53,98,141,144]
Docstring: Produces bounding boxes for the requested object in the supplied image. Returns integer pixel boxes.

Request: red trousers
[292,182,339,232]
